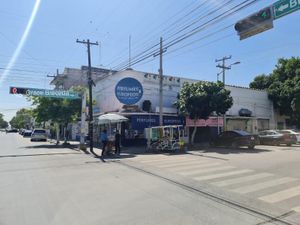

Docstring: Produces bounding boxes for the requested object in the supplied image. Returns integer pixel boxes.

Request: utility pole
[215,56,240,132]
[216,56,232,84]
[159,37,163,126]
[76,39,99,156]
[216,56,231,132]
[47,69,59,79]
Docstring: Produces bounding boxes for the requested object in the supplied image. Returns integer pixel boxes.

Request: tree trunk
[191,126,198,145]
[63,123,69,144]
[56,124,60,145]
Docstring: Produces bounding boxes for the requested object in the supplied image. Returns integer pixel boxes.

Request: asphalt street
[1,132,300,224]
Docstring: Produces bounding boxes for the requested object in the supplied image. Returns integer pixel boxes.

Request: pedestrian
[115,130,121,155]
[101,129,108,156]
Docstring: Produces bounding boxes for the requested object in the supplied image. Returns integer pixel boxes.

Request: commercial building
[51,66,288,144]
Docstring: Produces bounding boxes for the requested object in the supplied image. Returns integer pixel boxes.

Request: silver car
[31,129,47,142]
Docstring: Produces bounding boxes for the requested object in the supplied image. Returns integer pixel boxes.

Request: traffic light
[234,7,273,40]
[235,7,272,33]
[9,87,28,94]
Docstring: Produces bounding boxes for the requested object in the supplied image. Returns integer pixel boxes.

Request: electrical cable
[105,0,212,67]
[114,0,260,71]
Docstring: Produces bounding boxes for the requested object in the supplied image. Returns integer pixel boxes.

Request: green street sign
[9,87,80,99]
[273,0,300,19]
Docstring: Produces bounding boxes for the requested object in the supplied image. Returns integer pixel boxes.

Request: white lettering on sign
[116,86,140,92]
[290,0,298,8]
[136,118,156,123]
[117,92,140,97]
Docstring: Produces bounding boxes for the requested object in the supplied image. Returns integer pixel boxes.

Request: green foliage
[32,97,81,125]
[0,113,8,128]
[175,81,233,120]
[250,57,300,125]
[249,74,272,90]
[9,109,33,129]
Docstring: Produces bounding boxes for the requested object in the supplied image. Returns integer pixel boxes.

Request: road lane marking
[157,159,209,168]
[140,157,202,165]
[212,173,274,187]
[233,177,298,194]
[292,206,300,212]
[169,162,221,172]
[178,166,235,176]
[259,185,300,203]
[193,169,253,181]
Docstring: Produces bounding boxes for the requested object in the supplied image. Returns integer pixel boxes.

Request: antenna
[129,35,132,68]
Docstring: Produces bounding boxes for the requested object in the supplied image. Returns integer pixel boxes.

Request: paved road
[0,132,282,225]
[122,145,300,224]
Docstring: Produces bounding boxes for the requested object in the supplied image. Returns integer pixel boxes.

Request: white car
[279,130,300,143]
[31,129,47,142]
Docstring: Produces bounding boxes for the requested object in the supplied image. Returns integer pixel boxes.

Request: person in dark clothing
[101,130,108,156]
[115,130,121,155]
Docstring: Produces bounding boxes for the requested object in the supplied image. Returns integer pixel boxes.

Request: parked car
[23,130,32,138]
[31,129,47,142]
[258,130,297,146]
[278,130,300,143]
[19,128,26,135]
[6,128,18,133]
[210,130,258,149]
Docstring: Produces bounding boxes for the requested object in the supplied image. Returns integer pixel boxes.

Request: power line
[105,0,211,67]
[109,0,230,69]
[114,0,259,71]
[112,0,241,70]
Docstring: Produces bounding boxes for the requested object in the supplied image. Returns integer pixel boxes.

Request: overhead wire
[108,0,230,69]
[114,0,260,71]
[105,0,210,67]
[112,0,239,70]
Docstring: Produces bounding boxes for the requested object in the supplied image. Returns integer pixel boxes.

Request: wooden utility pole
[76,39,99,156]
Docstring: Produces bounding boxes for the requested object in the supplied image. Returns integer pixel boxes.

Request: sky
[0,0,300,121]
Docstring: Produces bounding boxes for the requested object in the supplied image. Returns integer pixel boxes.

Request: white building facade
[51,66,287,144]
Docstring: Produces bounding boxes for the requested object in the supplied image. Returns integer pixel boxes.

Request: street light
[230,61,240,66]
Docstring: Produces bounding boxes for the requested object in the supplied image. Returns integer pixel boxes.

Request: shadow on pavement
[198,147,272,154]
[22,144,80,151]
[0,152,82,158]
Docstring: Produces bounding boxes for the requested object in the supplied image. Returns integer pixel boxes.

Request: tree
[0,113,8,128]
[175,81,233,144]
[32,97,81,142]
[249,74,272,90]
[9,109,33,129]
[249,57,300,126]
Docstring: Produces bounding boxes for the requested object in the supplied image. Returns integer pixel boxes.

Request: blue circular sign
[115,77,143,105]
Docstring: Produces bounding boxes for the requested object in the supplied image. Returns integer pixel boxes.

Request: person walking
[101,129,108,156]
[115,130,121,155]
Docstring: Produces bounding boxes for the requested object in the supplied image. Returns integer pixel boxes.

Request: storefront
[186,117,223,143]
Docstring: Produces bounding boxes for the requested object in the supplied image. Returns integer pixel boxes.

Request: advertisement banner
[186,117,223,127]
[115,77,143,105]
[131,115,185,130]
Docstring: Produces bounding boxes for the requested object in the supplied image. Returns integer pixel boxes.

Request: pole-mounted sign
[273,0,300,19]
[9,87,80,99]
